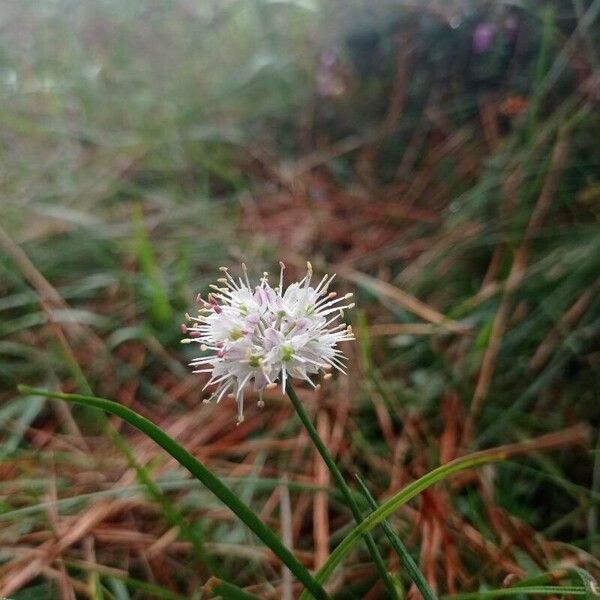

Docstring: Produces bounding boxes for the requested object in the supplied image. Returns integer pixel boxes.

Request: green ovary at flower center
[282,345,294,362]
[249,354,262,368]
[229,327,243,341]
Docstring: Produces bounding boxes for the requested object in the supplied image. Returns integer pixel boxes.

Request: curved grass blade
[286,382,400,600]
[355,474,438,600]
[567,567,600,599]
[508,568,599,599]
[17,385,330,600]
[299,450,506,599]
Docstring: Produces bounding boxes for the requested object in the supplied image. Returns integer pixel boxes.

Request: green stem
[299,450,506,600]
[355,474,438,600]
[285,382,399,600]
[17,385,329,600]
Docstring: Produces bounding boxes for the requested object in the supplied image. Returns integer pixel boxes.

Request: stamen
[241,262,251,287]
[208,294,222,314]
[221,268,241,291]
[314,273,329,294]
[305,261,313,288]
[279,261,285,291]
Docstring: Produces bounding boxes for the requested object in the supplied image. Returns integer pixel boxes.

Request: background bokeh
[0,1,599,598]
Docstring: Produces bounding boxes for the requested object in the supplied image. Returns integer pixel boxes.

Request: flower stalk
[285,381,400,600]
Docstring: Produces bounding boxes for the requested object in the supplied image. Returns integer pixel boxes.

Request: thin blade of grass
[16,385,330,600]
[132,203,172,327]
[301,425,590,598]
[355,474,438,600]
[212,580,263,600]
[286,381,400,600]
[508,568,600,599]
[443,586,588,599]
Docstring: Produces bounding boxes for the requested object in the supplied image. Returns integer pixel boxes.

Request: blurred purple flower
[472,22,496,54]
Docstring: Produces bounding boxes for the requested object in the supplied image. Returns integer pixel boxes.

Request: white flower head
[183,262,355,424]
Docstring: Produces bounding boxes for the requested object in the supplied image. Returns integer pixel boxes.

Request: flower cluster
[182,262,354,423]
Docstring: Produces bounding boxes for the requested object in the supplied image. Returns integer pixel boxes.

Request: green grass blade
[299,450,506,599]
[106,424,214,571]
[0,394,44,460]
[355,474,438,600]
[567,568,600,599]
[16,385,330,600]
[508,568,600,599]
[212,580,263,600]
[443,586,587,599]
[132,203,172,327]
[286,382,400,600]
[47,320,214,570]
